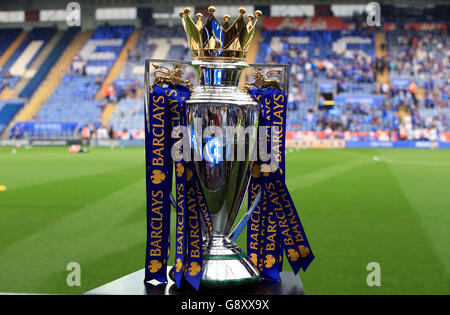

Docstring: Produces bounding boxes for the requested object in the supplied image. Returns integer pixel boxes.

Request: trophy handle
[228,188,262,242]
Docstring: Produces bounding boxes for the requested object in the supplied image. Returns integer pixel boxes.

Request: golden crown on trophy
[179,6,262,61]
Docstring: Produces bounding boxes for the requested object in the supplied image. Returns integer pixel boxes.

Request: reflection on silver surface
[201,237,259,283]
[187,97,258,234]
[186,61,260,286]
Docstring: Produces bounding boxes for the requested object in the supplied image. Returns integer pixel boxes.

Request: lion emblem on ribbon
[249,253,258,267]
[188,262,201,276]
[252,164,261,178]
[287,248,300,262]
[176,162,184,177]
[264,254,276,268]
[175,258,183,272]
[298,245,310,258]
[148,260,162,273]
[186,167,193,182]
[151,169,165,184]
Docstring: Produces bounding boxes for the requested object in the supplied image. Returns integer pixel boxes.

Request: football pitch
[0,146,449,295]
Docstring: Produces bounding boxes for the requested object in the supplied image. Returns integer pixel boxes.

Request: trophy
[183,6,262,287]
[144,6,310,291]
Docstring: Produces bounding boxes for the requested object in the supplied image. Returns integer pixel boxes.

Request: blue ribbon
[170,86,189,288]
[144,86,172,283]
[184,163,203,290]
[247,92,264,272]
[145,84,212,290]
[260,90,282,281]
[247,87,315,281]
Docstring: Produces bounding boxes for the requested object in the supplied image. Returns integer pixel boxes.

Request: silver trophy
[187,59,260,286]
[145,6,288,287]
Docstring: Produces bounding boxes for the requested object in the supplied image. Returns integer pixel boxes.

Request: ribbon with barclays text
[247,87,315,281]
[145,85,203,290]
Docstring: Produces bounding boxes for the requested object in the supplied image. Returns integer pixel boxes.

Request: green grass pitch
[0,146,449,294]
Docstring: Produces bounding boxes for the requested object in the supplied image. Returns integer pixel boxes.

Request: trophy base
[200,236,260,288]
[169,236,260,289]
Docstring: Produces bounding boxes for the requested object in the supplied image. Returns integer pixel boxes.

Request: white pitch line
[373,156,450,167]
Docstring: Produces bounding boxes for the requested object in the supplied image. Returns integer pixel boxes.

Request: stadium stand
[257,28,378,131]
[386,29,449,139]
[0,101,24,134]
[0,28,22,62]
[0,27,56,93]
[0,12,447,143]
[3,30,92,139]
[116,25,187,88]
[24,25,134,138]
[108,25,187,139]
[109,98,144,139]
[253,23,449,141]
[19,27,80,99]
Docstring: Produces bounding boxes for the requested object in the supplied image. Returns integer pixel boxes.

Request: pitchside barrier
[2,139,450,149]
[0,139,85,147]
[285,140,449,149]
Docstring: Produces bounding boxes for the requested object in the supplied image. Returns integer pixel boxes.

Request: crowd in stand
[103,25,192,140]
[267,45,377,89]
[261,27,449,139]
[262,34,380,132]
[37,24,447,141]
[100,25,449,141]
[386,28,449,139]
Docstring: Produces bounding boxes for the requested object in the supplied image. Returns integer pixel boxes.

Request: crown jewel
[180,6,262,62]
